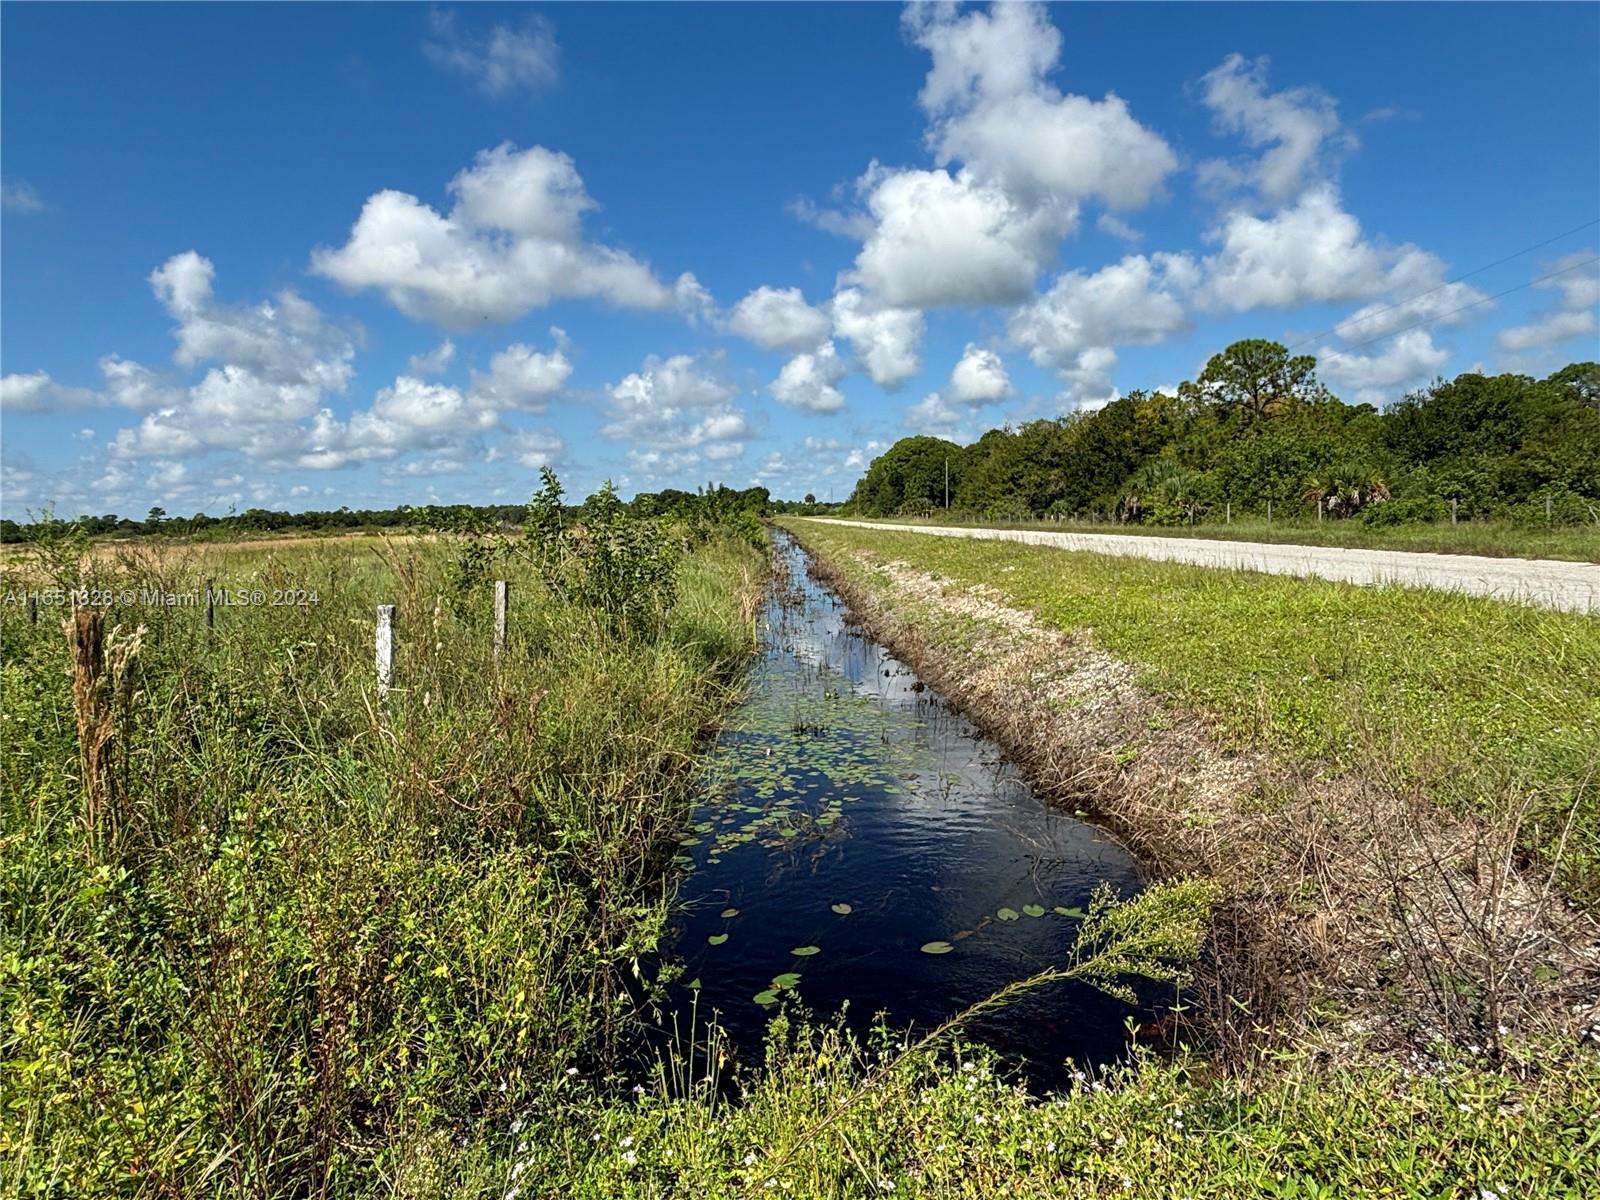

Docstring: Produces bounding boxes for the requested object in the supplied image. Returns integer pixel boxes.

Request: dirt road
[800,519,1600,615]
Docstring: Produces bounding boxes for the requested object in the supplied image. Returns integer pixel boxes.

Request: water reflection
[655,532,1149,1090]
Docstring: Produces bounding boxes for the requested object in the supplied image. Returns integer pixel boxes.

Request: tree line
[0,483,826,544]
[847,342,1600,528]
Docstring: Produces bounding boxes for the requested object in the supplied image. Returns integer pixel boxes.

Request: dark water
[653,532,1149,1090]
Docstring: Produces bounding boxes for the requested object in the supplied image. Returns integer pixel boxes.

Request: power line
[1288,216,1600,351]
[1333,254,1599,354]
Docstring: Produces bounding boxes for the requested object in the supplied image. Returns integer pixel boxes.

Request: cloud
[602,353,749,464]
[2,179,44,214]
[424,10,559,97]
[0,371,98,412]
[904,343,1010,434]
[1497,251,1600,352]
[312,143,691,327]
[468,338,573,411]
[829,287,924,387]
[407,339,457,375]
[1198,185,1435,313]
[770,341,847,413]
[846,165,1073,309]
[18,249,585,485]
[1096,213,1143,243]
[1197,53,1354,207]
[1319,329,1449,404]
[726,286,832,352]
[907,1,1176,209]
[948,343,1011,404]
[1333,278,1490,343]
[1011,252,1195,380]
[788,195,876,240]
[499,428,567,469]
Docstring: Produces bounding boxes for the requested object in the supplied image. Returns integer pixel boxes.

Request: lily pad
[997,907,1020,921]
[707,933,729,946]
[770,971,801,990]
[752,990,779,1007]
[831,903,853,915]
[1055,906,1086,918]
[920,941,954,955]
[720,907,740,919]
[1023,904,1046,918]
[790,945,821,957]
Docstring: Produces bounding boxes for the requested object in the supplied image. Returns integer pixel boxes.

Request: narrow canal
[654,531,1150,1089]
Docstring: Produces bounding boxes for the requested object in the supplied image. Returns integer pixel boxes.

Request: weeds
[0,506,762,1194]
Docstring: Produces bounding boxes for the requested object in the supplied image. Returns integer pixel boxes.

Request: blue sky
[3,2,1597,519]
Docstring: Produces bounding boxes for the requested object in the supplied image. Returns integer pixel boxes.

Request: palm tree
[1301,464,1391,517]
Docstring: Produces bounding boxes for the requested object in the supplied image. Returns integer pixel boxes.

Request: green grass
[512,1023,1600,1198]
[5,523,1597,1196]
[786,519,1600,908]
[844,514,1600,562]
[0,528,765,1194]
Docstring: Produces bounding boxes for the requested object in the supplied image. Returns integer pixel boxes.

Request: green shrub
[1361,494,1446,526]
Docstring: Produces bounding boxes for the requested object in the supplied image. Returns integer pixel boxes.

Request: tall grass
[0,529,762,1194]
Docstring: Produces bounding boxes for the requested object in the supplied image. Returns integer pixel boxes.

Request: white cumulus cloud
[726,286,832,352]
[770,341,848,413]
[312,143,693,327]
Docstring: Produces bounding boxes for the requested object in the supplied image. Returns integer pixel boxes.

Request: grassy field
[4,519,1597,1197]
[849,514,1600,562]
[0,524,768,1194]
[790,520,1600,907]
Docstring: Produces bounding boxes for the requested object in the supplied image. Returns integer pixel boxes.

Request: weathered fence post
[1267,500,1272,526]
[1318,498,1324,523]
[376,604,395,701]
[1225,502,1231,526]
[493,579,509,661]
[1451,497,1459,527]
[1545,495,1553,523]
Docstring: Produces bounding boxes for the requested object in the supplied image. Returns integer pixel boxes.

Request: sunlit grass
[786,520,1600,908]
[850,513,1600,562]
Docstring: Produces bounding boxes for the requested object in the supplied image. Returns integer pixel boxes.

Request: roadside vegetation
[789,520,1599,910]
[850,512,1600,562]
[846,344,1600,556]
[5,469,1595,1196]
[0,476,778,1194]
[772,516,1599,1195]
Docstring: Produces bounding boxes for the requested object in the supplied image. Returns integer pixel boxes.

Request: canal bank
[778,518,1600,1061]
[651,531,1157,1090]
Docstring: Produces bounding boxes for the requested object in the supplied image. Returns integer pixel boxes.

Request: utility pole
[944,457,949,509]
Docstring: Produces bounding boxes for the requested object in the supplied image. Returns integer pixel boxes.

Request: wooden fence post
[1451,497,1459,527]
[494,580,509,661]
[1225,502,1231,526]
[376,604,394,701]
[1267,500,1272,526]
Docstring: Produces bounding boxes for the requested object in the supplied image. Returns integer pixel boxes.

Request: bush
[1509,486,1600,529]
[1361,495,1446,527]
